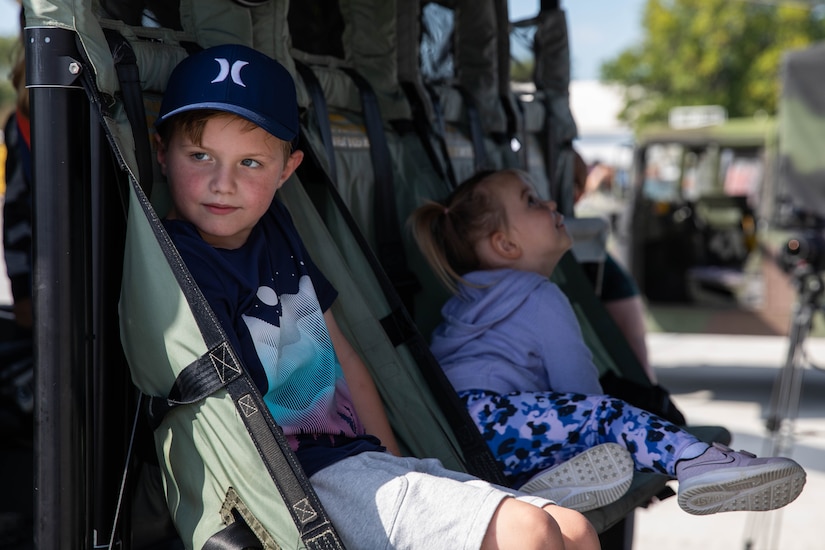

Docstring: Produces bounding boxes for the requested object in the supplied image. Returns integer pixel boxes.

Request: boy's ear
[490,231,521,260]
[278,149,304,186]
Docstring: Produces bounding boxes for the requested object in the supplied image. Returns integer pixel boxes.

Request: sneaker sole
[678,461,807,515]
[518,443,634,513]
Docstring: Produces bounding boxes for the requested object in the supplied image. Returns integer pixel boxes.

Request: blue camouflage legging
[460,390,701,487]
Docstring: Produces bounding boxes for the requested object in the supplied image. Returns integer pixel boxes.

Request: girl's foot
[675,442,806,515]
[518,443,634,512]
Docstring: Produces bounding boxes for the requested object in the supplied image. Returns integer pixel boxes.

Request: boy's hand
[324,310,402,456]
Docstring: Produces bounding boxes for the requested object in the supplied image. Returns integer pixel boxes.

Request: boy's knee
[483,499,564,549]
[543,505,599,550]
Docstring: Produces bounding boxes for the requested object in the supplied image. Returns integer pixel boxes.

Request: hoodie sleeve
[529,281,603,394]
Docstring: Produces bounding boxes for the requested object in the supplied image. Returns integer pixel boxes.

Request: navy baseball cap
[156,44,299,142]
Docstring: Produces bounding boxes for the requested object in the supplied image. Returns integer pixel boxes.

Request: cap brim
[155,102,298,142]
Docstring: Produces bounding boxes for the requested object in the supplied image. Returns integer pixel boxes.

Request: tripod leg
[765,299,810,440]
[765,271,821,442]
[744,272,819,549]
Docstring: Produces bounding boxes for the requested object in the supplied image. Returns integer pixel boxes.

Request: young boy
[154,43,599,550]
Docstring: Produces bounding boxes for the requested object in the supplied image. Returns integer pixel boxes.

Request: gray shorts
[309,451,553,550]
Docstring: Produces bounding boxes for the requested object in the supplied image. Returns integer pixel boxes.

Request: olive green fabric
[25,1,732,543]
[279,177,467,470]
[50,1,480,545]
[121,165,306,549]
[25,0,117,93]
[778,42,825,218]
[518,92,553,199]
[533,8,578,215]
[454,0,506,134]
[21,3,324,547]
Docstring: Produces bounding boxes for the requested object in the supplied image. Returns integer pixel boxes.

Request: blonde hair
[156,109,293,162]
[410,169,522,294]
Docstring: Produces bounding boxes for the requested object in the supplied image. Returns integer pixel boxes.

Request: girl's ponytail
[410,200,461,294]
[409,170,505,294]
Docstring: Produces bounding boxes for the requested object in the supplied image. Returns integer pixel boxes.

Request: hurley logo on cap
[212,58,249,87]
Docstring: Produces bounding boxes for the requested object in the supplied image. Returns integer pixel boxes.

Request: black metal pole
[89,106,131,550]
[26,25,88,550]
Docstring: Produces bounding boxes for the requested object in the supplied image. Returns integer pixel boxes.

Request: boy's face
[158,114,303,249]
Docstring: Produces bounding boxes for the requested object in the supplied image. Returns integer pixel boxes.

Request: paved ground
[633,333,825,550]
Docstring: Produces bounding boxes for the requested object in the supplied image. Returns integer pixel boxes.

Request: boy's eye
[191,152,211,161]
[241,158,262,168]
[527,195,539,206]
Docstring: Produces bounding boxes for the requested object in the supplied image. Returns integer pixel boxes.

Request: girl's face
[494,173,572,277]
[158,114,302,249]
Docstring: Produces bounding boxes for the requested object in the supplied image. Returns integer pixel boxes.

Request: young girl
[410,168,806,516]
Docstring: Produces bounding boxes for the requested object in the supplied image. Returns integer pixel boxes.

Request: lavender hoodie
[430,269,602,395]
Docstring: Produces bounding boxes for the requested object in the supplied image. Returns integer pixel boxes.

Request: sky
[0,0,646,81]
[0,0,16,37]
[510,0,646,80]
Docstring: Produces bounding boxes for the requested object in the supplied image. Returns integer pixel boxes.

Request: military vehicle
[623,115,786,334]
[10,1,806,549]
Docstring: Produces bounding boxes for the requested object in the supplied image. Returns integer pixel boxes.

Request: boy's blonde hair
[156,109,293,162]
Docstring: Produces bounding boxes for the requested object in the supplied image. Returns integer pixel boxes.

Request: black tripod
[743,263,823,549]
[765,266,822,456]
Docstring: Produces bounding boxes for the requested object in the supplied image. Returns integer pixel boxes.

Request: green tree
[0,34,22,118]
[511,57,535,83]
[601,0,825,129]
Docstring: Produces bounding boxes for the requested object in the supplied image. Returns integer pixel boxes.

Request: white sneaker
[676,442,806,515]
[518,443,634,512]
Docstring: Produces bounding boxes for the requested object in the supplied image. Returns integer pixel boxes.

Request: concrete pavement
[633,333,825,550]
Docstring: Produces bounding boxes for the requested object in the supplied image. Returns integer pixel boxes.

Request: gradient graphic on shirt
[241,274,358,437]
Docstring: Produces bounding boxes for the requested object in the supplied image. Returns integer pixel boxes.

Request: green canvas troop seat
[24,0,734,548]
[24,1,510,547]
[286,0,734,540]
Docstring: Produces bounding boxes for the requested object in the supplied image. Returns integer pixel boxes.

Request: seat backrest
[289,0,456,337]
[112,12,348,549]
[25,2,732,547]
[412,1,522,185]
[284,0,507,484]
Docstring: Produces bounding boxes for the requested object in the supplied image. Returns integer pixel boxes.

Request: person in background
[3,8,32,331]
[572,150,653,383]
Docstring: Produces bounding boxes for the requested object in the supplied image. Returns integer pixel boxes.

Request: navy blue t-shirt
[163,199,383,475]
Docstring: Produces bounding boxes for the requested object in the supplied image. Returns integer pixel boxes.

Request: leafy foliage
[0,34,22,119]
[600,0,825,129]
[511,57,535,83]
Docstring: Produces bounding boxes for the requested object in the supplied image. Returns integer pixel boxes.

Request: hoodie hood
[431,268,602,395]
[433,269,547,354]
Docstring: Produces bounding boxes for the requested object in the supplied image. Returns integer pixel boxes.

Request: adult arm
[598,254,656,383]
[603,296,655,383]
[324,309,401,456]
[3,114,32,328]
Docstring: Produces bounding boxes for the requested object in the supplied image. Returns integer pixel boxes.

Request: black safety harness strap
[399,81,457,189]
[455,85,488,172]
[203,519,263,550]
[103,29,153,199]
[296,132,509,486]
[544,98,558,203]
[294,60,339,184]
[138,184,345,550]
[87,33,346,550]
[341,67,421,314]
